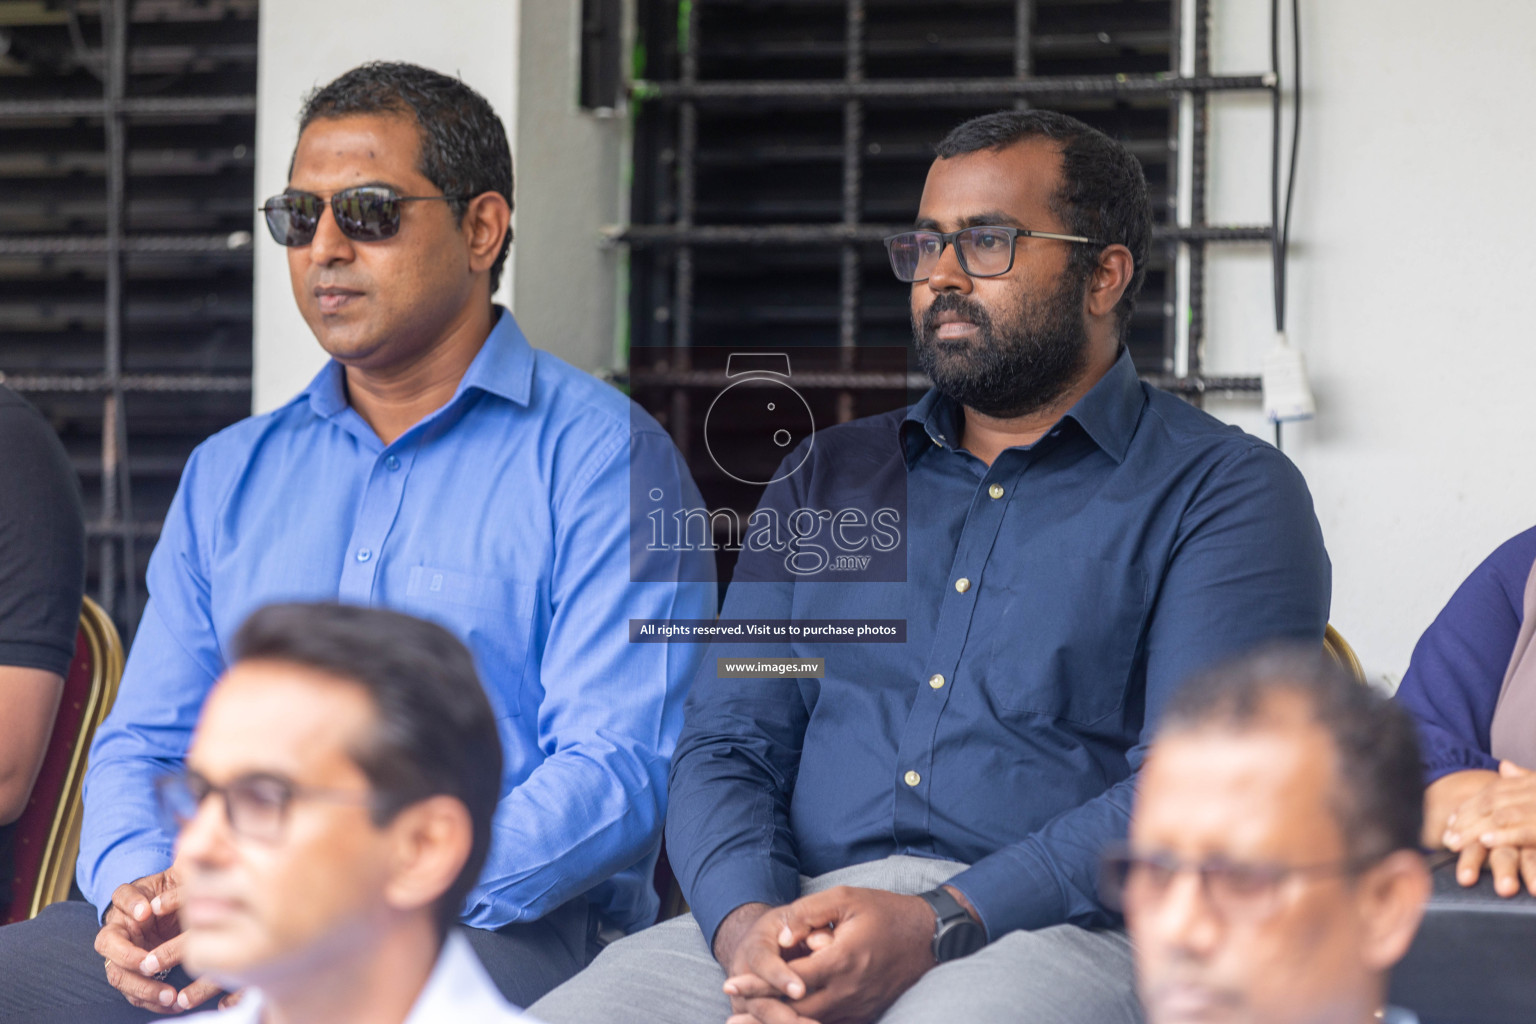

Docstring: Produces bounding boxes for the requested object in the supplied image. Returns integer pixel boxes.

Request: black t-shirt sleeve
[0,389,86,676]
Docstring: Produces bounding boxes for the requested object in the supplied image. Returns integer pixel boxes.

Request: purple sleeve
[1395,526,1536,783]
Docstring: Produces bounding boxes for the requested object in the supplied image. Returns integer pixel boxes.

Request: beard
[913,269,1092,419]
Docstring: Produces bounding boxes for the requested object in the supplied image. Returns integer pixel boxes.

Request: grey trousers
[0,896,596,1023]
[531,855,1141,1024]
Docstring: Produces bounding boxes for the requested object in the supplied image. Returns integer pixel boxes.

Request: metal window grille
[615,0,1272,585]
[0,0,257,640]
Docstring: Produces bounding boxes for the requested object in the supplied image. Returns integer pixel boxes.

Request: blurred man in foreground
[1118,648,1429,1024]
[170,602,537,1024]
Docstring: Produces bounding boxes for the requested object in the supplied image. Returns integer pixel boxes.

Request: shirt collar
[212,933,516,1024]
[300,306,535,420]
[900,346,1145,467]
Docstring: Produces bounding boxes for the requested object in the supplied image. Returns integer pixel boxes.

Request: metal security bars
[616,0,1271,581]
[0,0,257,637]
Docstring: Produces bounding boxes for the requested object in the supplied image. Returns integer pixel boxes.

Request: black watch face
[936,919,986,961]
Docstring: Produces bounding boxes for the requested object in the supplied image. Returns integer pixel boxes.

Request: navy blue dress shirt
[1396,526,1536,782]
[667,348,1330,946]
[81,309,715,931]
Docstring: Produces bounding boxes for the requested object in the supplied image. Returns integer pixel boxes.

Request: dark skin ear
[1084,243,1135,322]
[460,192,512,277]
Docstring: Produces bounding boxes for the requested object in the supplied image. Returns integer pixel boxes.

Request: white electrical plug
[1262,331,1316,423]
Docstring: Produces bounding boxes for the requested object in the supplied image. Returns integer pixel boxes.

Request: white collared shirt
[181,932,542,1024]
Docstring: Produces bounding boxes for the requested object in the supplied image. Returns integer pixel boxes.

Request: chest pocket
[402,566,537,718]
[978,555,1147,725]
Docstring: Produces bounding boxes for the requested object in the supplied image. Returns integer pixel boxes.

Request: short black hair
[1158,646,1423,863]
[297,61,514,291]
[934,109,1152,341]
[232,602,502,933]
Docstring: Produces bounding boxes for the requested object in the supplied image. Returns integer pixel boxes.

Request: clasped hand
[716,886,940,1024]
[1442,760,1536,897]
[93,866,235,1014]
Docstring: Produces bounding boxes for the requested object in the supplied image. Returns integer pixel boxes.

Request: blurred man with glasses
[1117,647,1429,1024]
[534,109,1329,1024]
[0,61,712,1023]
[164,602,537,1023]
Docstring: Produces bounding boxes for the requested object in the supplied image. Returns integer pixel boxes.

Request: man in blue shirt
[533,110,1328,1024]
[0,62,713,1023]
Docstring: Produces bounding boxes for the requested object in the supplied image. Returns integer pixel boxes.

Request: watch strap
[918,887,985,962]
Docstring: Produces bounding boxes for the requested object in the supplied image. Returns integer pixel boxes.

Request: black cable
[1271,0,1302,333]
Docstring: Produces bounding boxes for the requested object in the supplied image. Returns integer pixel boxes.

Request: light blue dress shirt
[78,309,715,932]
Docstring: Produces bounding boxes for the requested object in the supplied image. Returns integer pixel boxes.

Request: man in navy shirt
[0,62,713,1023]
[533,110,1329,1024]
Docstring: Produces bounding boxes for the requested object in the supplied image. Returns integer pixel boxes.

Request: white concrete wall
[1202,0,1536,685]
[512,0,628,374]
[251,0,520,412]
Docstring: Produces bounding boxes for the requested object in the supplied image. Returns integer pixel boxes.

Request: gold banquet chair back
[2,597,125,922]
[1323,623,1366,686]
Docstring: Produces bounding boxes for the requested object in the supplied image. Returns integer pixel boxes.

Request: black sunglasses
[259,186,467,247]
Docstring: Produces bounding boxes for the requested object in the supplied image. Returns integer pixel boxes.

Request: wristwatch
[918,887,986,962]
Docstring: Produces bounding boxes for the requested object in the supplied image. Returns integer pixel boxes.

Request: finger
[1500,760,1533,778]
[783,946,851,993]
[1456,842,1487,886]
[95,924,156,974]
[144,933,187,975]
[111,882,158,925]
[804,929,834,952]
[103,961,178,1010]
[174,977,222,1012]
[149,885,185,919]
[1491,846,1522,896]
[1491,801,1536,828]
[742,995,818,1024]
[1479,825,1536,848]
[725,973,785,1000]
[218,989,246,1011]
[1446,808,1496,850]
[775,888,853,946]
[1519,848,1536,897]
[740,938,809,1001]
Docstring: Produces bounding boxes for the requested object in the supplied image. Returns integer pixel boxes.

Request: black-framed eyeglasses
[258,186,468,247]
[1099,846,1381,924]
[155,769,375,844]
[883,225,1103,283]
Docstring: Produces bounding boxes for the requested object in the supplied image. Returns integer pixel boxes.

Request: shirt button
[928,673,945,690]
[384,455,401,471]
[988,484,1004,500]
[954,577,971,593]
[356,548,372,562]
[904,770,921,787]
